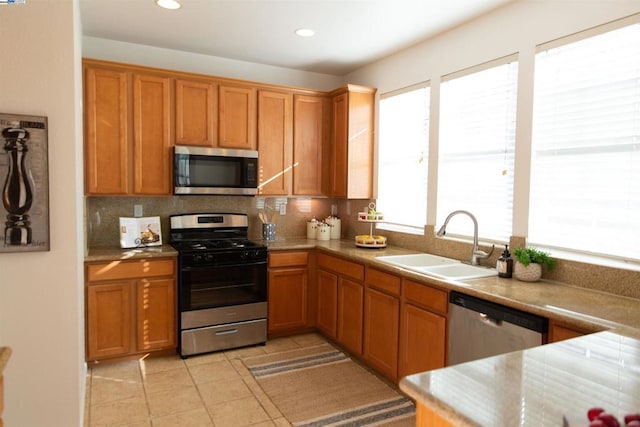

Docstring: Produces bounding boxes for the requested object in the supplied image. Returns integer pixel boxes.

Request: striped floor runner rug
[243,344,415,426]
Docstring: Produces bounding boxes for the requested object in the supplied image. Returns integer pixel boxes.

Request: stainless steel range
[169,213,268,357]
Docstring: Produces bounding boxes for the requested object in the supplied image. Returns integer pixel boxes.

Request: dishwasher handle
[450,291,547,333]
[479,312,503,327]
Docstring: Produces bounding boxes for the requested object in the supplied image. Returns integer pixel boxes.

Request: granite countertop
[0,346,11,375]
[85,245,178,262]
[400,330,640,426]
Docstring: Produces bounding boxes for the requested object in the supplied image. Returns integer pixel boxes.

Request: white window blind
[377,84,430,230]
[437,59,518,242]
[530,22,640,261]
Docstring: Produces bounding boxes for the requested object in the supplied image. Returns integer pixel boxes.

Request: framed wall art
[0,113,50,253]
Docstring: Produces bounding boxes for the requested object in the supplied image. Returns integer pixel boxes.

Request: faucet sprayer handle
[474,244,495,259]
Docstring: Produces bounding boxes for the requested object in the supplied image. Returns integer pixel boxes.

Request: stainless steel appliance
[169,213,268,357]
[448,291,547,365]
[173,146,258,195]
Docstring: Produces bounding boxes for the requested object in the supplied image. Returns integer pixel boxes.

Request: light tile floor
[86,333,397,427]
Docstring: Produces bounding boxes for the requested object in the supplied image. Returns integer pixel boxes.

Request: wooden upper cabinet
[257,90,293,196]
[84,66,129,195]
[175,79,217,147]
[132,74,172,195]
[83,60,173,195]
[330,92,349,197]
[218,84,257,150]
[328,85,376,199]
[293,94,325,196]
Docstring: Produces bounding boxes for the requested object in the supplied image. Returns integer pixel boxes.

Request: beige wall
[0,1,85,426]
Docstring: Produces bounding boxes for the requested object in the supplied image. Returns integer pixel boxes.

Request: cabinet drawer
[366,267,401,296]
[269,251,308,268]
[87,258,175,282]
[317,253,364,281]
[403,279,447,314]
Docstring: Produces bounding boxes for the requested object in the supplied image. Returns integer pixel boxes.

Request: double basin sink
[376,253,497,281]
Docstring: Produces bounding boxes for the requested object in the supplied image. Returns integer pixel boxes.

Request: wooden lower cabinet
[399,303,446,377]
[268,251,309,334]
[136,278,176,351]
[87,282,132,359]
[317,253,365,353]
[337,277,364,355]
[85,258,177,362]
[364,287,400,379]
[363,267,401,380]
[316,269,338,338]
[398,279,448,378]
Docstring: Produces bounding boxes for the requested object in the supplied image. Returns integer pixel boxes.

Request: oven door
[179,260,267,312]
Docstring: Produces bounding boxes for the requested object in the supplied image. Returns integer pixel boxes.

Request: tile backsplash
[85,196,366,248]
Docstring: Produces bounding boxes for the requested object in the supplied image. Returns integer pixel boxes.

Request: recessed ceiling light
[156,0,181,10]
[295,28,315,38]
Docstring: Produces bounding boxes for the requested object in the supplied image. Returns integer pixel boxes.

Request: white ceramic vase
[514,261,542,282]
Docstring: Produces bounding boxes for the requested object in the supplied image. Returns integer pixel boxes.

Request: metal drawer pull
[215,329,238,336]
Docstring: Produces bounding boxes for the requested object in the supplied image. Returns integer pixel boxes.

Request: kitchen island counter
[400,330,640,426]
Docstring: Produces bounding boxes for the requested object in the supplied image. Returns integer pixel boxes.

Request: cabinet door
[292,94,324,195]
[337,278,364,355]
[132,73,172,195]
[87,282,132,360]
[316,269,338,339]
[364,287,400,379]
[398,303,446,378]
[268,267,308,333]
[175,79,217,147]
[218,85,257,149]
[136,277,176,352]
[330,92,348,197]
[344,90,374,198]
[84,67,129,195]
[258,90,293,196]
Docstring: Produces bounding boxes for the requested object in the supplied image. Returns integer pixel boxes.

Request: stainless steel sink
[376,253,497,280]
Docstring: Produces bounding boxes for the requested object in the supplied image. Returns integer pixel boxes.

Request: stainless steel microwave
[174,146,258,195]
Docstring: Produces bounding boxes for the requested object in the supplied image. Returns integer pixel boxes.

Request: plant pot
[514,261,542,282]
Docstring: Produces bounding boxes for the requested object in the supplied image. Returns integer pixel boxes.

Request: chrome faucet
[436,210,495,266]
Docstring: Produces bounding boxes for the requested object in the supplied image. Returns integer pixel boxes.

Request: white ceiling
[80,0,513,76]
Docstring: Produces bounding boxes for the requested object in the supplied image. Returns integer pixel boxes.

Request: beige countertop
[400,330,640,426]
[85,245,178,262]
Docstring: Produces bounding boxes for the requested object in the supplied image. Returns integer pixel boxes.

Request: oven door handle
[181,261,266,271]
[215,328,238,336]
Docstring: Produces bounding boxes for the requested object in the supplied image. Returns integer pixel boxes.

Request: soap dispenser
[496,244,513,278]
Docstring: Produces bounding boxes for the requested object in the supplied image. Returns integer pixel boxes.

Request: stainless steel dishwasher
[448,291,548,365]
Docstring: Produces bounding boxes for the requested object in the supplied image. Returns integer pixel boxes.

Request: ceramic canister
[326,217,341,239]
[316,222,330,240]
[306,219,317,239]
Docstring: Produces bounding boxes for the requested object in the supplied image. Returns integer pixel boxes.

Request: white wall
[345,0,640,232]
[82,36,344,91]
[0,1,85,426]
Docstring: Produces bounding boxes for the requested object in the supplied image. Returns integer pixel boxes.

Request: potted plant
[512,247,557,282]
